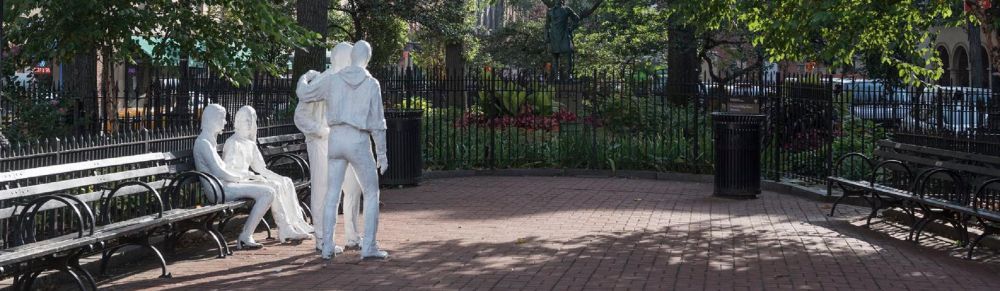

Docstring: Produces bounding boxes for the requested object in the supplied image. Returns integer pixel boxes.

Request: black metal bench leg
[948,217,969,247]
[219,208,272,241]
[68,256,98,291]
[143,243,173,278]
[865,196,883,228]
[100,244,129,276]
[913,216,935,243]
[202,214,228,258]
[966,224,996,259]
[207,213,232,256]
[259,217,273,240]
[301,200,313,223]
[59,266,90,291]
[908,216,929,241]
[17,271,42,291]
[829,194,848,216]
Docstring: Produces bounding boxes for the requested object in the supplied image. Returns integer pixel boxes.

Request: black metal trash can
[712,112,766,198]
[380,109,423,186]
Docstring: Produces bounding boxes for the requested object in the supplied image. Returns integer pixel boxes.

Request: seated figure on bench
[194,104,306,249]
[224,105,314,243]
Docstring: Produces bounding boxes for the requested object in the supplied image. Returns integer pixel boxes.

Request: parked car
[916,86,992,132]
[844,80,911,122]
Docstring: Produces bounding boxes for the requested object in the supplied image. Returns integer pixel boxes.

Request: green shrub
[477,72,558,117]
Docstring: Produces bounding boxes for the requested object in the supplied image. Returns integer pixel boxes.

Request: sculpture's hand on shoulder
[300,70,322,83]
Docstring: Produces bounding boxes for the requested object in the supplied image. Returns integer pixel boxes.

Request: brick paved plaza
[83,177,1000,290]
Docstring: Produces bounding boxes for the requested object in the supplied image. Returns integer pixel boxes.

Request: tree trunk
[666,20,700,106]
[293,0,330,78]
[445,42,466,108]
[63,49,99,132]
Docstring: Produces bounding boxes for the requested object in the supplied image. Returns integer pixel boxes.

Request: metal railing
[3,65,999,184]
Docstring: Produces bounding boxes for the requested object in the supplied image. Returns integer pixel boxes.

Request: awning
[132,36,205,67]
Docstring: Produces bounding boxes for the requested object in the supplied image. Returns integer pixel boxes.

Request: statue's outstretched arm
[295,70,331,103]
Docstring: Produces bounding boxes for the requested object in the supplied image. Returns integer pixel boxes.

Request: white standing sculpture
[223,105,313,243]
[193,104,275,249]
[295,42,366,253]
[320,40,389,260]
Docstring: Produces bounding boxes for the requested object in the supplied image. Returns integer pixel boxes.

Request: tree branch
[330,3,357,18]
[328,23,354,39]
[579,0,605,20]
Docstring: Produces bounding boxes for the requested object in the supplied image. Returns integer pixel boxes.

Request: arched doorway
[954,46,969,87]
[937,46,951,86]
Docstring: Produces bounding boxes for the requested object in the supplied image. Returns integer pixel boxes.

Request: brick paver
[75,177,1000,290]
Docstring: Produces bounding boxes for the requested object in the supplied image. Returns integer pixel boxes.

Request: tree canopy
[4,0,319,85]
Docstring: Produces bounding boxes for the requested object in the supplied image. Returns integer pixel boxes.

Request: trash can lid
[711,112,766,122]
[385,109,424,118]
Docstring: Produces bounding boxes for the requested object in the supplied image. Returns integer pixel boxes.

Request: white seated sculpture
[295,41,365,253]
[193,104,275,249]
[319,40,389,260]
[223,105,313,243]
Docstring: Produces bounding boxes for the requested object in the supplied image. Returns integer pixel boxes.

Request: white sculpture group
[193,40,389,261]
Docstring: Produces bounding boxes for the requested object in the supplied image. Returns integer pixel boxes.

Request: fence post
[772,72,782,181]
[486,68,496,170]
[826,74,835,196]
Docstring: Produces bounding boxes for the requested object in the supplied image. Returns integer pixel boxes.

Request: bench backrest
[0,126,307,249]
[0,150,201,249]
[258,133,307,157]
[257,133,309,180]
[874,139,1000,210]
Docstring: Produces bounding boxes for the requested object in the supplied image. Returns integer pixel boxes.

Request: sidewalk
[86,176,1000,290]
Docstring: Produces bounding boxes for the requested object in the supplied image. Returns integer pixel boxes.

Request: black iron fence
[376,66,1000,184]
[3,65,1000,185]
[1,68,295,140]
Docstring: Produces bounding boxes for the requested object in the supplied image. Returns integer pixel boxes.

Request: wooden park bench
[0,133,313,290]
[828,139,1000,259]
[0,150,239,290]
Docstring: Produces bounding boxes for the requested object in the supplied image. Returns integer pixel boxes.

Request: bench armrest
[165,171,226,207]
[101,181,166,224]
[868,160,911,187]
[265,153,309,181]
[13,195,93,245]
[834,152,872,176]
[974,178,1000,211]
[55,194,97,236]
[913,168,967,204]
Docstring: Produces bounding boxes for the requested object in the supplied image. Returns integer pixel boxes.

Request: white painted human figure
[320,40,389,260]
[223,105,313,243]
[295,42,366,253]
[193,104,275,249]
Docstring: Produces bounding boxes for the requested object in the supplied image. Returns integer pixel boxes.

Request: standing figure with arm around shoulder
[295,42,366,254]
[320,40,390,260]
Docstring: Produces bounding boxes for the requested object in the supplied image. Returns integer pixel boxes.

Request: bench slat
[260,144,307,156]
[257,133,305,145]
[0,201,246,266]
[0,180,171,220]
[0,165,176,200]
[0,152,172,183]
[878,140,1000,166]
[875,150,998,177]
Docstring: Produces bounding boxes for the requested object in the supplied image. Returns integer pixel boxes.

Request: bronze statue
[544,0,603,79]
